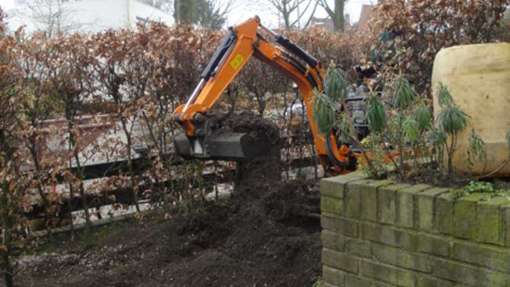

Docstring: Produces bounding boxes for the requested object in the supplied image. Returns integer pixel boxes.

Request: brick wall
[320,172,510,287]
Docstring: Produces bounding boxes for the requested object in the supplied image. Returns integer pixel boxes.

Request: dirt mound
[15,113,322,287]
[213,110,281,146]
[16,180,320,287]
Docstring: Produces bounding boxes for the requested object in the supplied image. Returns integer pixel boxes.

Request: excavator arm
[174,17,356,174]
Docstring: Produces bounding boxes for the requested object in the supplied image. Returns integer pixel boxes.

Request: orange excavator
[173,17,357,174]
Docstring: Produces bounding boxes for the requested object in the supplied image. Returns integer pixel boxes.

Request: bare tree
[139,0,174,13]
[267,0,319,30]
[93,30,144,213]
[0,10,30,286]
[196,0,233,29]
[22,0,78,37]
[16,33,61,237]
[173,0,232,28]
[318,0,346,32]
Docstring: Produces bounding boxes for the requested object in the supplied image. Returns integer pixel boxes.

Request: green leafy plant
[313,91,336,135]
[414,104,433,132]
[467,129,487,170]
[403,117,419,144]
[336,113,355,143]
[403,116,421,167]
[325,67,347,102]
[393,76,418,176]
[436,84,469,176]
[465,181,495,194]
[428,128,447,166]
[438,105,468,135]
[360,134,388,178]
[410,103,433,166]
[367,95,386,134]
[363,75,424,179]
[312,278,323,287]
[438,84,453,107]
[384,75,419,177]
[394,76,416,110]
[314,65,350,135]
[314,66,381,177]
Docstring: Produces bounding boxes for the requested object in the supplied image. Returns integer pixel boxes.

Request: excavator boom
[174,17,355,174]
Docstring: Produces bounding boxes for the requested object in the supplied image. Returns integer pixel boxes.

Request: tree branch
[303,1,320,29]
[319,0,334,18]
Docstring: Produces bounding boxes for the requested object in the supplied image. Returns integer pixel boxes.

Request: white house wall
[7,0,174,34]
[129,0,174,28]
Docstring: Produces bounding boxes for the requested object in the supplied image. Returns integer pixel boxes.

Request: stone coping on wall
[320,172,510,287]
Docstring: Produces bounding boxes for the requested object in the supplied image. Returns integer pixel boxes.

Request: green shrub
[367,95,386,134]
[393,76,416,110]
[436,84,470,176]
[314,66,382,177]
[312,278,323,287]
[465,181,495,194]
[313,91,337,135]
[414,104,432,132]
[325,68,348,102]
[467,129,487,170]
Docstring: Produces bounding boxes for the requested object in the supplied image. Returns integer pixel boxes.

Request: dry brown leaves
[370,0,510,95]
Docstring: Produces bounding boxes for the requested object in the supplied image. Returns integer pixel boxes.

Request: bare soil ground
[15,180,320,287]
[13,113,322,287]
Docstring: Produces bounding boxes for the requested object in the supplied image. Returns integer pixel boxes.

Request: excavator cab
[173,16,357,174]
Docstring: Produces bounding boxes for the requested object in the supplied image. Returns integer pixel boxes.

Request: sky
[0,0,377,28]
[225,0,377,27]
[0,0,14,10]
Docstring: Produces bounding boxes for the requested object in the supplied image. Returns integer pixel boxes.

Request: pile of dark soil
[220,110,281,142]
[15,113,322,287]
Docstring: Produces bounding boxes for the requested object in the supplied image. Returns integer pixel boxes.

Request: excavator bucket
[173,131,274,161]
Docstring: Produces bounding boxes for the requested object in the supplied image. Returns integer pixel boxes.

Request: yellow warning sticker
[230,54,244,70]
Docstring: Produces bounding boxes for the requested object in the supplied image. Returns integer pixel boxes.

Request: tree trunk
[283,4,291,30]
[174,0,196,25]
[174,0,181,24]
[333,0,345,32]
[1,250,12,287]
[120,119,140,212]
[68,121,91,229]
[74,154,91,228]
[1,180,14,287]
[256,92,266,116]
[28,137,52,238]
[67,181,75,237]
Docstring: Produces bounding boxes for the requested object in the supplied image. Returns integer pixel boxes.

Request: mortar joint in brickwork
[320,179,510,287]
